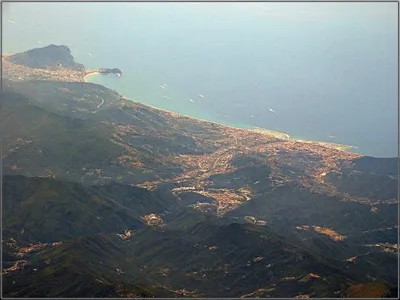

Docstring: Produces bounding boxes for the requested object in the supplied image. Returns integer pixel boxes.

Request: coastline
[124,96,356,153]
[250,127,354,151]
[126,97,252,131]
[292,139,354,152]
[84,71,100,82]
[86,76,358,154]
[250,127,291,140]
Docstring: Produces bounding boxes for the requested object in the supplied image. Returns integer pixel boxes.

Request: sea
[3,2,398,157]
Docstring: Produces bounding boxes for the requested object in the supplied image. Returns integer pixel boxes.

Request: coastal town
[138,118,363,214]
[2,54,86,82]
[2,53,121,83]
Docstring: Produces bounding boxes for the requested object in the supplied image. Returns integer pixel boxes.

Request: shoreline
[125,97,356,153]
[87,76,358,154]
[292,139,354,152]
[84,71,100,82]
[126,97,253,131]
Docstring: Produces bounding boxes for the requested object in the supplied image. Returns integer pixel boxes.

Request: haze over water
[3,2,398,157]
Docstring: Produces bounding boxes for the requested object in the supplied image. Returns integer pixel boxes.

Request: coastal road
[232,134,238,146]
[97,98,105,109]
[208,134,240,172]
[211,148,236,171]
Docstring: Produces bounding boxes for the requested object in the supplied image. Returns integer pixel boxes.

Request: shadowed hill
[2,232,173,298]
[352,156,398,177]
[1,90,185,185]
[2,175,186,245]
[7,44,85,71]
[2,175,397,297]
[227,184,397,235]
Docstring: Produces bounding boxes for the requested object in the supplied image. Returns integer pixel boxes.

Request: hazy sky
[3,1,398,53]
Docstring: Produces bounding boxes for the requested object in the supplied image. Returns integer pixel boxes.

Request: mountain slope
[7,44,85,70]
[1,89,186,185]
[2,175,187,245]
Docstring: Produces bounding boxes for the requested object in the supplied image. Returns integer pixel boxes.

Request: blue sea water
[3,2,398,157]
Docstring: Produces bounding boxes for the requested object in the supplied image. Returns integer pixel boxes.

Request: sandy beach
[83,71,100,82]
